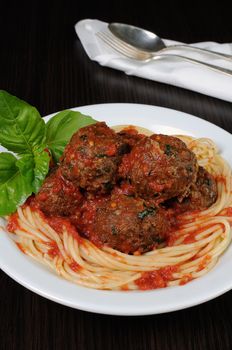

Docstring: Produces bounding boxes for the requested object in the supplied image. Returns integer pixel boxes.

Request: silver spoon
[97,31,232,77]
[109,23,232,61]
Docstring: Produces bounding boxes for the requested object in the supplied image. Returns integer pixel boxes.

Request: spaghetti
[6,136,232,290]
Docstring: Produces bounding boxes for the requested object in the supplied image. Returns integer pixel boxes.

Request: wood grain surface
[1,1,232,349]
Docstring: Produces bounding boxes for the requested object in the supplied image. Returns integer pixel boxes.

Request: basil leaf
[33,148,50,193]
[0,153,33,215]
[17,149,50,194]
[0,149,50,215]
[0,90,46,153]
[45,109,97,162]
[16,154,34,183]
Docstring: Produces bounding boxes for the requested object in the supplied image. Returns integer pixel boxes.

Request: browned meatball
[76,194,171,254]
[35,168,83,216]
[60,122,127,194]
[169,166,218,213]
[118,127,145,149]
[119,134,198,204]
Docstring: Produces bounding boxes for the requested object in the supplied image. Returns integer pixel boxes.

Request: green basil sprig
[0,90,96,215]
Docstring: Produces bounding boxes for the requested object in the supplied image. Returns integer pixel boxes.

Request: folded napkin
[75,19,232,103]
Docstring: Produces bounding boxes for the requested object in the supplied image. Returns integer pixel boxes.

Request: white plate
[0,103,232,316]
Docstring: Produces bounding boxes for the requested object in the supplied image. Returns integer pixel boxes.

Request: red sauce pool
[135,266,178,290]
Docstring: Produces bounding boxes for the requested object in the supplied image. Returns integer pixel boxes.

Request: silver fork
[97,31,232,77]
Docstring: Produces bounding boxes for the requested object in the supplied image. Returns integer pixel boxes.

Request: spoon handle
[154,54,232,76]
[161,45,232,60]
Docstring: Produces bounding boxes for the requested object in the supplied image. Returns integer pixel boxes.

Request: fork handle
[155,53,232,77]
[161,44,232,60]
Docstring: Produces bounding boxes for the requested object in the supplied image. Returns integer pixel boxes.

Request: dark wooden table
[1,1,232,349]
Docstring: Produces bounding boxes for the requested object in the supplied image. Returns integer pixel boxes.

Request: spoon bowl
[108,23,165,52]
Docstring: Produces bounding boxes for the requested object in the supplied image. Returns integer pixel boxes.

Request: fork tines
[96,31,150,60]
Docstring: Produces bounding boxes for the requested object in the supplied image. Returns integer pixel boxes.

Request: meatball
[35,168,83,216]
[76,194,171,254]
[60,122,127,194]
[119,134,198,204]
[169,166,218,213]
[118,127,145,149]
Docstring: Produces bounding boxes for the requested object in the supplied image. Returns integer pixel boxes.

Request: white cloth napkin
[75,19,232,103]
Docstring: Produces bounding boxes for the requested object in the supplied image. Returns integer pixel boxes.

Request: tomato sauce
[197,255,211,272]
[16,243,25,254]
[180,223,217,245]
[120,126,140,135]
[47,242,60,258]
[7,212,20,232]
[46,216,82,242]
[176,209,201,222]
[215,175,227,186]
[112,182,135,196]
[179,274,193,285]
[183,233,198,244]
[69,261,81,272]
[105,144,117,156]
[135,266,178,290]
[167,233,178,246]
[219,207,232,217]
[121,284,129,291]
